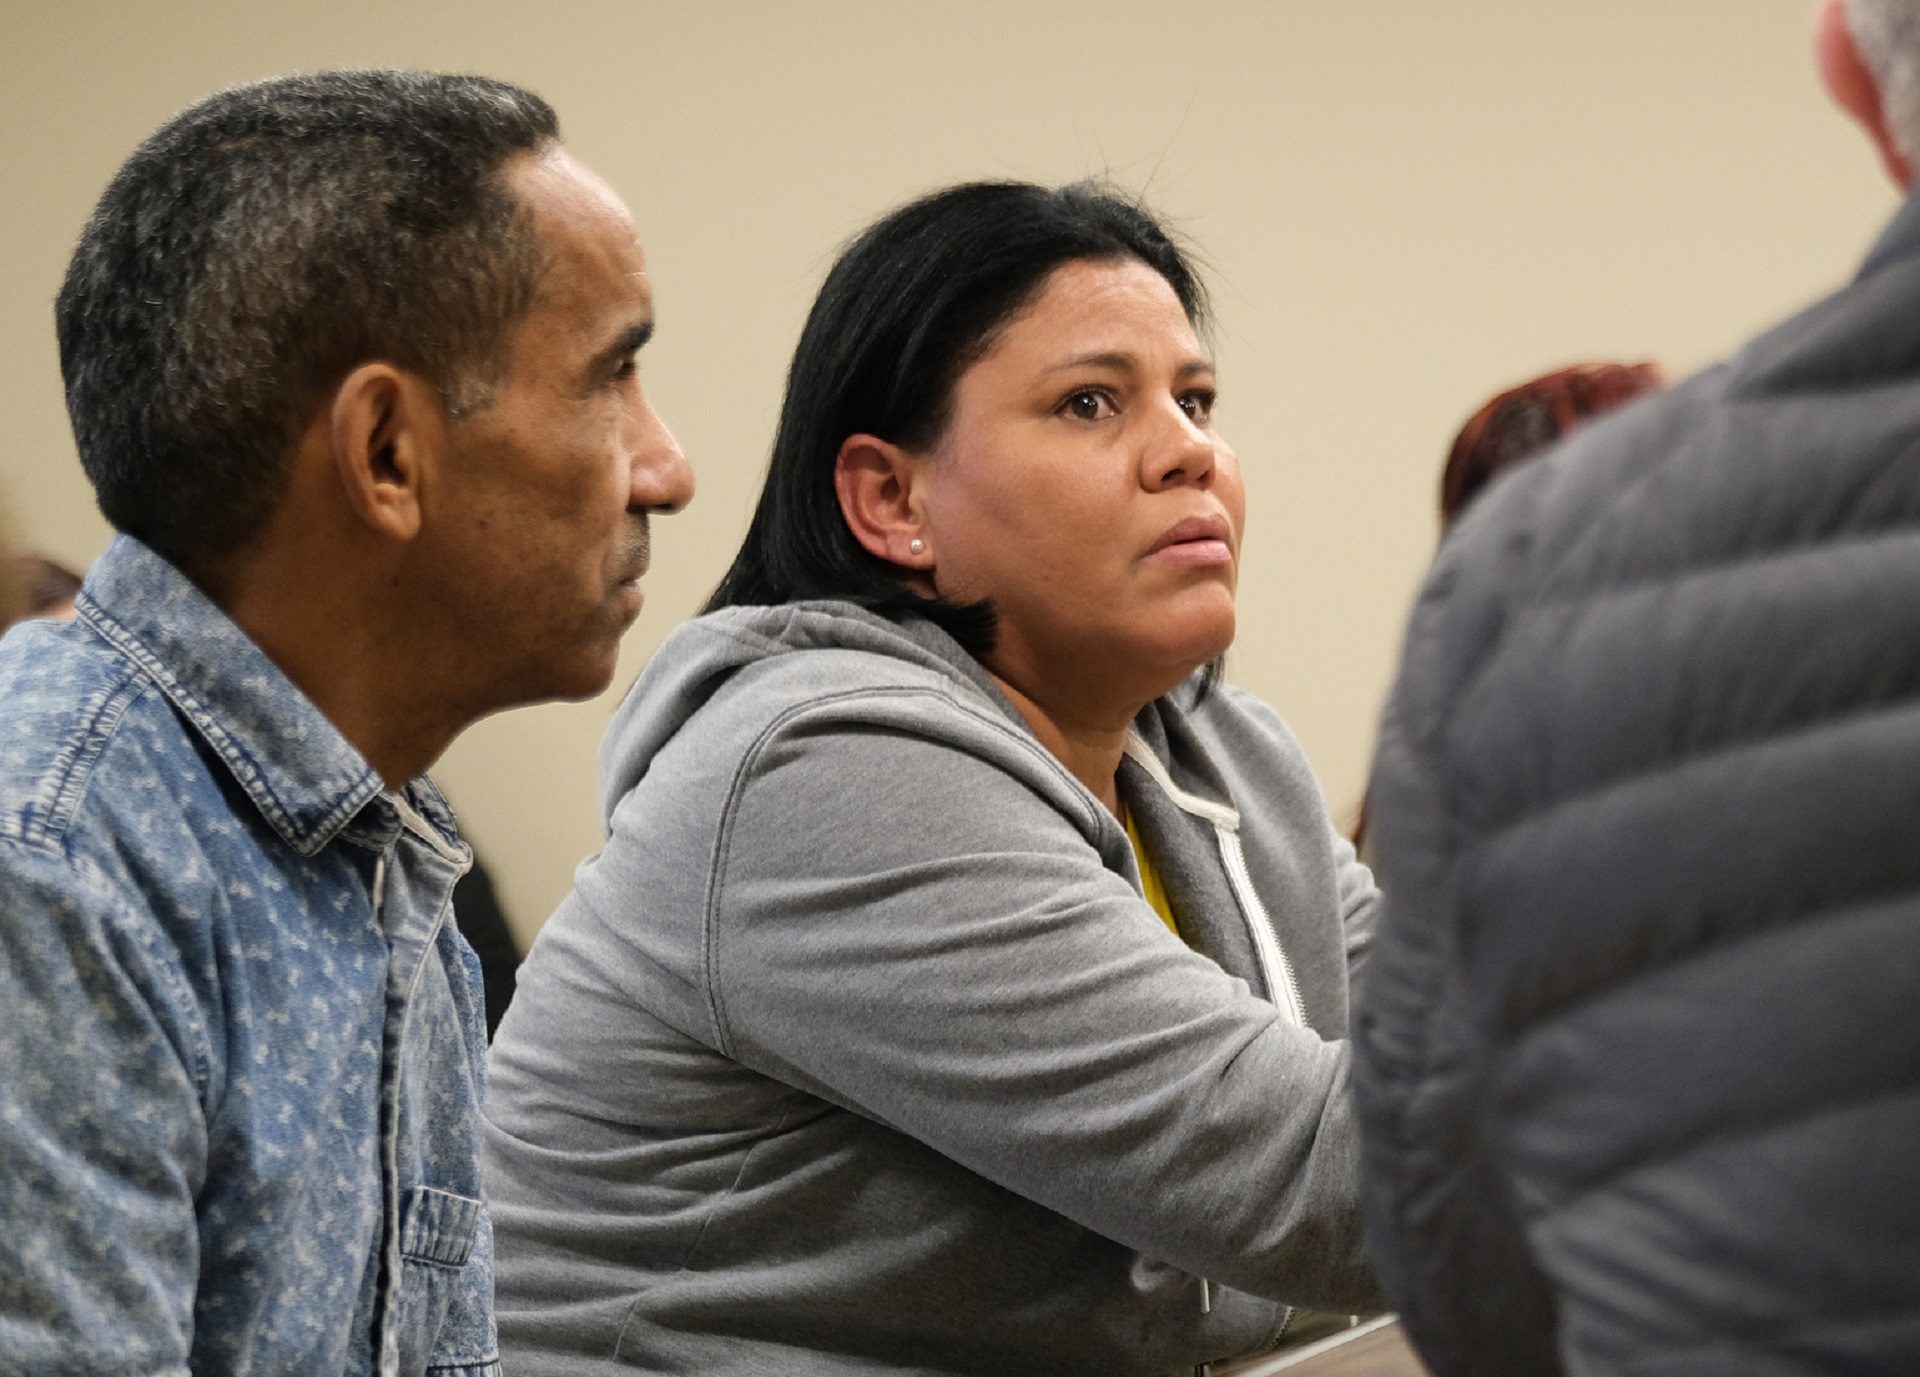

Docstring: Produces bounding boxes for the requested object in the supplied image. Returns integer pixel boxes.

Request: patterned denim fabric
[0,536,498,1377]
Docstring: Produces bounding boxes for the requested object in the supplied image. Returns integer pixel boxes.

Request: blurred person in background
[1350,360,1665,852]
[11,551,83,619]
[0,532,25,632]
[452,850,521,1040]
[1436,362,1666,529]
[1354,2,1920,1372]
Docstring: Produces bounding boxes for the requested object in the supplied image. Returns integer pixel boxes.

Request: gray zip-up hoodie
[483,602,1382,1376]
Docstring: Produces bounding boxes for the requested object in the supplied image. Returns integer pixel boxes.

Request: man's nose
[631,399,694,514]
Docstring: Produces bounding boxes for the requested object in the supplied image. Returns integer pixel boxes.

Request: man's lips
[1146,513,1234,559]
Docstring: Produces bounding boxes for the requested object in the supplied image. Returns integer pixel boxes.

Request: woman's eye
[1178,390,1216,425]
[1062,389,1114,421]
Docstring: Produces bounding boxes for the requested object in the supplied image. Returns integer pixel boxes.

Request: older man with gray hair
[1353,2,1920,1374]
[0,70,692,1376]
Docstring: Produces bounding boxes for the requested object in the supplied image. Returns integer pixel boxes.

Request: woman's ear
[834,434,934,568]
[326,362,445,544]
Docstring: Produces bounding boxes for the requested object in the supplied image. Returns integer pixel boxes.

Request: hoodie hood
[598,601,1018,826]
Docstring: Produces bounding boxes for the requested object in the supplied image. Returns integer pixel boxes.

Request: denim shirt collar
[74,534,402,857]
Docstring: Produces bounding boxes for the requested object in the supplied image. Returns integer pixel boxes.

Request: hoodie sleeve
[687,682,1381,1313]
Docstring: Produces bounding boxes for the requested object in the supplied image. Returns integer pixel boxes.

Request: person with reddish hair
[1351,361,1664,852]
[1437,361,1665,529]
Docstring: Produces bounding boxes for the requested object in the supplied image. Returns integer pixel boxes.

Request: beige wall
[0,1,1894,945]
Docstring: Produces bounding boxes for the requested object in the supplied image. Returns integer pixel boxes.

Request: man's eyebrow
[595,320,654,368]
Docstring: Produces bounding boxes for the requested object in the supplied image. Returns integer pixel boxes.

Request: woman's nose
[1143,401,1216,490]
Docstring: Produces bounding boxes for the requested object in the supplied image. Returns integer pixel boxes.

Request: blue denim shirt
[0,536,498,1377]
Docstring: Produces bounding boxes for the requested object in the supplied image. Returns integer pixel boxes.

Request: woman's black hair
[703,179,1210,654]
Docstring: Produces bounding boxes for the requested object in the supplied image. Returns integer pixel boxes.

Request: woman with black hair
[484,180,1382,1376]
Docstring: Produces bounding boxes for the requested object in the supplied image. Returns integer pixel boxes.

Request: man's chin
[555,651,623,703]
[498,644,623,712]
[614,579,645,624]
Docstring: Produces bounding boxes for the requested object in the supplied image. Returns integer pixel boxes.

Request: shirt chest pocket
[390,1185,497,1373]
[399,1184,482,1268]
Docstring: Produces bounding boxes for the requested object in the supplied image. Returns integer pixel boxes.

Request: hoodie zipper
[1121,733,1312,1030]
[1210,824,1306,1363]
[1215,829,1310,1031]
[1123,734,1310,1359]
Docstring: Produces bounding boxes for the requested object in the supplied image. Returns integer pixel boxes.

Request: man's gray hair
[56,70,559,572]
[1849,0,1920,164]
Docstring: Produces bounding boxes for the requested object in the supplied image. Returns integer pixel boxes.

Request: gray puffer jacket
[1355,195,1920,1376]
[484,601,1382,1375]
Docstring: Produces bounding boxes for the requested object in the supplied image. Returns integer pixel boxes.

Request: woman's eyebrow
[1039,350,1214,379]
[1041,350,1134,376]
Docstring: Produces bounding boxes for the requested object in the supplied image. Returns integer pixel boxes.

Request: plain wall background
[0,1,1896,946]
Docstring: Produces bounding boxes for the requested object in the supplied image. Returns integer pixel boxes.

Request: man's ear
[834,434,934,568]
[326,363,444,543]
[1816,0,1914,189]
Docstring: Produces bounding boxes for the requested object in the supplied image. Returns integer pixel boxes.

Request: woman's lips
[1146,513,1234,565]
